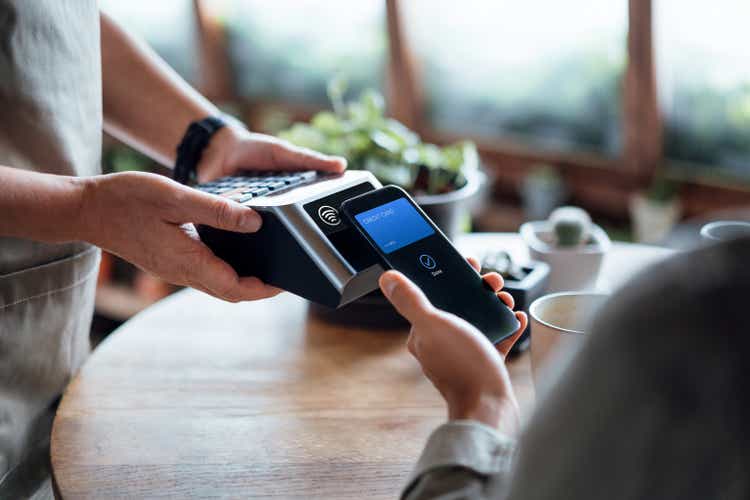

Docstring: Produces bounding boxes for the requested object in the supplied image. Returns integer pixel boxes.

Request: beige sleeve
[401,420,516,500]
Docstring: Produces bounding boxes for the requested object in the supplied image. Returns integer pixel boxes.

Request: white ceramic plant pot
[520,221,611,293]
[629,193,681,244]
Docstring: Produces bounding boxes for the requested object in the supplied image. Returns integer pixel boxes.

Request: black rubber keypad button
[195,170,319,201]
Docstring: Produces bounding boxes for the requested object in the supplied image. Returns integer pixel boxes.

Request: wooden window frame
[388,0,750,218]
[193,0,750,219]
[192,0,233,102]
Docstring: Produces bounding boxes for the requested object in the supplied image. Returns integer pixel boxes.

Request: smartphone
[341,185,520,344]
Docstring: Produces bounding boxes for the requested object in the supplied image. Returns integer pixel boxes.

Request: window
[209,0,386,107]
[100,0,197,83]
[655,0,750,181]
[403,0,627,157]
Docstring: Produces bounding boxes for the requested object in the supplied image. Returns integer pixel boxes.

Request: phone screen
[344,187,519,343]
[354,198,435,253]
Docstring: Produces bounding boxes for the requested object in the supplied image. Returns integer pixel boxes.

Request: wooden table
[51,234,671,499]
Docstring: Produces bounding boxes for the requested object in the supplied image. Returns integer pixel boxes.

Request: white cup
[529,292,609,386]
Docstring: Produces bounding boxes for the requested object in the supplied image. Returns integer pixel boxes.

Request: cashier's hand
[195,125,346,182]
[80,171,282,302]
[379,258,528,433]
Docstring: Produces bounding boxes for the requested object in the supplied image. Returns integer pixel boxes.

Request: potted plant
[520,206,611,292]
[480,251,550,354]
[278,78,484,239]
[279,78,485,327]
[520,164,567,220]
[629,174,681,244]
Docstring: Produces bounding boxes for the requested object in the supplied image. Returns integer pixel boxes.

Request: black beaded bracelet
[173,116,226,185]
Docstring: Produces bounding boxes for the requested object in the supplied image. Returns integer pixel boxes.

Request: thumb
[174,186,262,233]
[380,271,435,325]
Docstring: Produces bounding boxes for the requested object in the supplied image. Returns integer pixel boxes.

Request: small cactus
[549,206,591,247]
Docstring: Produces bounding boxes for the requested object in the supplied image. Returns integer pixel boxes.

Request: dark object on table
[482,251,550,355]
[310,289,408,329]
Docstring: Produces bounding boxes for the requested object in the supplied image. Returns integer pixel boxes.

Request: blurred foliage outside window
[206,0,386,107]
[100,0,749,184]
[99,0,197,83]
[402,0,627,157]
[656,0,750,182]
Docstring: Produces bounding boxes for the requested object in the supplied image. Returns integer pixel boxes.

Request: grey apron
[0,0,102,480]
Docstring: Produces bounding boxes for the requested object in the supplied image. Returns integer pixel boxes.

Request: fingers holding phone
[379,270,527,432]
[466,256,527,358]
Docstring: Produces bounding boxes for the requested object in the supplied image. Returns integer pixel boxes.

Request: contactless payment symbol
[318,205,341,226]
[419,254,437,270]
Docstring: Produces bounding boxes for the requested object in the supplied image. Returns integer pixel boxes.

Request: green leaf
[348,89,386,128]
[360,89,385,117]
[323,137,349,157]
[442,141,478,172]
[402,146,420,165]
[278,123,327,151]
[370,129,402,154]
[384,119,420,146]
[417,143,443,169]
[327,75,348,117]
[311,111,344,136]
[346,131,372,155]
[364,157,412,188]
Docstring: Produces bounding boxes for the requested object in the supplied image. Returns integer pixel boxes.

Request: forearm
[0,166,88,243]
[100,12,219,167]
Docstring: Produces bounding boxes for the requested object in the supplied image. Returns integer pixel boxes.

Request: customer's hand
[196,125,346,182]
[80,171,281,302]
[379,259,528,432]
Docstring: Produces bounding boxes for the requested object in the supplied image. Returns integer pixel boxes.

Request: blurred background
[93,0,750,337]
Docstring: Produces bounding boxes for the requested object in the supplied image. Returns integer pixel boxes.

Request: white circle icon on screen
[419,254,437,270]
[317,205,341,226]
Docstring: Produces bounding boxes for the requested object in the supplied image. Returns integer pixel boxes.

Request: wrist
[195,123,248,182]
[210,123,245,162]
[74,175,101,245]
[448,393,520,434]
[6,172,93,244]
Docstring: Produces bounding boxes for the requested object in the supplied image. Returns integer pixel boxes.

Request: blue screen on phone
[354,197,435,253]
